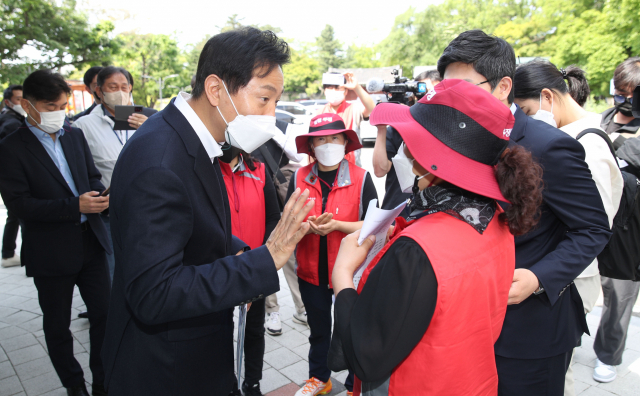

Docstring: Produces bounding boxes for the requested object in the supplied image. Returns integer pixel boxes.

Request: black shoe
[242,382,263,396]
[67,384,90,396]
[92,383,108,396]
[78,311,89,319]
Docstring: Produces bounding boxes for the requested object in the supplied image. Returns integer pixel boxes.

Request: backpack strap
[576,128,620,168]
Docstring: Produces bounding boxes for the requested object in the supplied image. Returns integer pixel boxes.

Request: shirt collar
[174,92,223,161]
[510,103,517,115]
[26,118,64,138]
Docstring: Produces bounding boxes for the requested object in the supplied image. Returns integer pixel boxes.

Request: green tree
[315,25,344,72]
[112,33,186,108]
[0,0,119,85]
[342,45,381,69]
[284,46,322,96]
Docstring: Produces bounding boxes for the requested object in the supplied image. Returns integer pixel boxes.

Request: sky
[78,0,438,49]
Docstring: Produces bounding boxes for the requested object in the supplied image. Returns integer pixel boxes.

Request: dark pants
[33,227,110,388]
[496,351,572,396]
[594,276,640,365]
[2,210,19,258]
[299,278,354,391]
[100,213,115,285]
[243,298,266,386]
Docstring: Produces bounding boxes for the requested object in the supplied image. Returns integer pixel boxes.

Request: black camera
[633,85,639,118]
[366,69,428,105]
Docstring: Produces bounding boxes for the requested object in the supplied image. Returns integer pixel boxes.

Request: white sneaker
[265,312,282,336]
[292,311,308,326]
[1,255,20,268]
[294,377,332,396]
[593,359,617,383]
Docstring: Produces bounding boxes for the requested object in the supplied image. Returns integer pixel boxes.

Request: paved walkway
[1,146,640,395]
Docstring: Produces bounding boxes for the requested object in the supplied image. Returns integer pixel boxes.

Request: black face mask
[220,143,242,163]
[615,98,634,117]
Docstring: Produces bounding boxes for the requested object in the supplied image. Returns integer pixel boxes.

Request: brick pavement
[1,212,640,396]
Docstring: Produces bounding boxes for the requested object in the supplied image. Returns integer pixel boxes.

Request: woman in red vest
[329,80,544,396]
[219,145,281,396]
[287,113,378,396]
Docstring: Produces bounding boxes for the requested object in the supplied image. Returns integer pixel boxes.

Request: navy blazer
[494,107,611,359]
[101,99,279,395]
[0,121,110,277]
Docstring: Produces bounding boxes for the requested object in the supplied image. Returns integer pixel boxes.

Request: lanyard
[111,128,129,146]
[314,168,339,192]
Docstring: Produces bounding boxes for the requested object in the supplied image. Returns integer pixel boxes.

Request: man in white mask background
[101,27,314,395]
[317,72,376,167]
[0,85,27,268]
[0,69,112,396]
[73,66,157,286]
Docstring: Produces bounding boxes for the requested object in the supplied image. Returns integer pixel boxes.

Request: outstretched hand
[266,188,314,270]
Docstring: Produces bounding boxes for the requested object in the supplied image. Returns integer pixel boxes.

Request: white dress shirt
[561,112,624,278]
[174,92,223,162]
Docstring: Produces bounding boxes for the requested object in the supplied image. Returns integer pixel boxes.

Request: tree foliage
[0,0,119,85]
[315,25,344,72]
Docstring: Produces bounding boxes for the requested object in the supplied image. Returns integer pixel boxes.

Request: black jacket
[102,99,279,395]
[0,107,24,139]
[0,121,111,277]
[495,107,612,359]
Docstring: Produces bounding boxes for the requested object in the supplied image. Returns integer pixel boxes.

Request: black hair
[415,70,442,83]
[96,66,130,88]
[22,69,71,102]
[83,66,103,87]
[192,27,290,98]
[613,57,640,94]
[126,71,134,88]
[514,60,591,107]
[438,30,516,103]
[3,85,23,102]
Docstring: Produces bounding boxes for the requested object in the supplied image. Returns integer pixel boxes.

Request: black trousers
[496,351,572,396]
[33,226,110,388]
[2,210,19,258]
[299,278,354,391]
[243,297,266,386]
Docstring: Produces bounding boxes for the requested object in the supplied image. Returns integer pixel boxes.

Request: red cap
[295,113,363,155]
[369,79,514,202]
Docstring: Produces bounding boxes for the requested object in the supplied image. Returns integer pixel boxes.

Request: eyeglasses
[476,80,490,86]
[614,94,633,104]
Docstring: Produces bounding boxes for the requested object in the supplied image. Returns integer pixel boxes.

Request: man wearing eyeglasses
[601,57,640,148]
[592,57,640,385]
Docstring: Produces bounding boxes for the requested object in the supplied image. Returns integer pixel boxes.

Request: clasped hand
[306,213,339,236]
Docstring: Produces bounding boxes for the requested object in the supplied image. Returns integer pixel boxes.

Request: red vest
[220,160,266,250]
[354,209,514,396]
[295,160,367,287]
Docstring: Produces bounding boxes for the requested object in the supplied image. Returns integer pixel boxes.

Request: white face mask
[314,142,346,167]
[9,102,26,117]
[27,102,66,134]
[216,81,276,153]
[325,89,345,107]
[392,143,417,193]
[530,93,557,128]
[102,90,130,109]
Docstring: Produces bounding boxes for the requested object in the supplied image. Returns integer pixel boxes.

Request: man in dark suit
[0,70,112,396]
[102,27,313,395]
[437,30,612,395]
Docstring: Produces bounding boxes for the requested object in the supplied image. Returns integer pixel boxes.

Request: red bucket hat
[369,79,514,202]
[295,113,363,155]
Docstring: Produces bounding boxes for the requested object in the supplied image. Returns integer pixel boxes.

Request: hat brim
[295,128,363,155]
[370,103,509,203]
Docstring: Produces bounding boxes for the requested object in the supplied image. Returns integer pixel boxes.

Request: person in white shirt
[513,60,624,396]
[73,66,155,284]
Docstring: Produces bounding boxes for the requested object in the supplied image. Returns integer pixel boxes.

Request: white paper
[353,199,408,289]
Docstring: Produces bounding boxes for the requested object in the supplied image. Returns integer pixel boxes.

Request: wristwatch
[533,282,545,295]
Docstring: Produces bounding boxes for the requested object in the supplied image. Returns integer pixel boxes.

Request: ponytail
[495,146,543,236]
[564,65,590,107]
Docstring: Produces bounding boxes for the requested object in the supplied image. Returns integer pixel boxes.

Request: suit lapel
[510,106,528,143]
[59,128,82,192]
[20,124,74,194]
[162,101,228,235]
